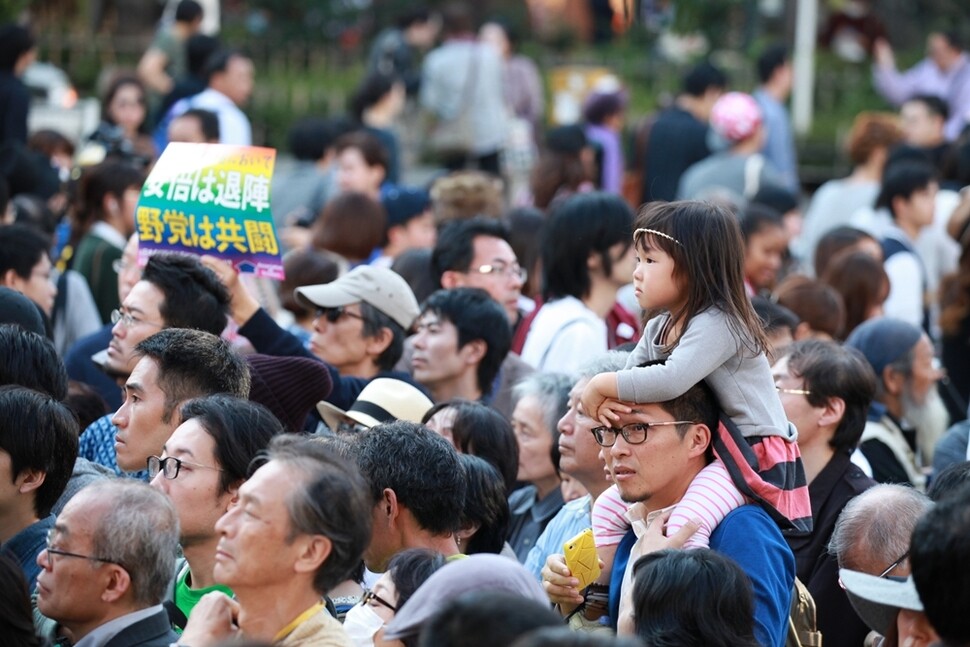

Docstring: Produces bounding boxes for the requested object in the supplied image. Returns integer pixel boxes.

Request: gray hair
[576,351,631,383]
[87,480,180,606]
[829,484,932,569]
[511,372,573,436]
[266,435,373,594]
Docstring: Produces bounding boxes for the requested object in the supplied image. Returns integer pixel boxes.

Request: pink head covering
[710,92,763,143]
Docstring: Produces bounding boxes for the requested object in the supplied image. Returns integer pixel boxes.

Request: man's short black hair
[0,325,67,400]
[186,34,220,78]
[288,116,355,162]
[352,420,466,535]
[910,488,970,645]
[757,43,789,84]
[177,108,220,142]
[396,7,434,29]
[0,224,49,281]
[541,192,633,301]
[0,24,34,73]
[0,386,78,518]
[683,61,728,97]
[420,591,562,647]
[134,328,250,423]
[875,160,937,219]
[784,340,877,455]
[421,288,511,396]
[141,253,230,335]
[904,94,950,121]
[641,360,720,439]
[174,0,203,23]
[203,49,249,84]
[431,217,510,288]
[179,395,283,493]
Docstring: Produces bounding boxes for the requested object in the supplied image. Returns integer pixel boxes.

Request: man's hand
[179,591,241,646]
[200,255,260,325]
[630,509,700,563]
[541,553,584,612]
[873,38,895,68]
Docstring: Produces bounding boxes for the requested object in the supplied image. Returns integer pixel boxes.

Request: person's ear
[224,482,242,511]
[685,423,712,459]
[459,339,487,366]
[1,268,20,288]
[294,534,332,576]
[817,396,846,429]
[15,468,46,496]
[883,364,905,397]
[101,564,132,603]
[364,326,394,357]
[793,322,813,341]
[381,488,400,522]
[440,270,462,289]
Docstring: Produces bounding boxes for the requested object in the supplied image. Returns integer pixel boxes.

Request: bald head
[829,484,931,575]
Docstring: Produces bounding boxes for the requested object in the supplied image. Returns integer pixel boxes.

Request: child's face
[632,241,683,312]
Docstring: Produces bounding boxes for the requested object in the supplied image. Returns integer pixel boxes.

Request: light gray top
[420,40,508,154]
[617,308,793,440]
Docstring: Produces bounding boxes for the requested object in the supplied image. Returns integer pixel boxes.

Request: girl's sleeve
[616,310,739,404]
[592,485,632,548]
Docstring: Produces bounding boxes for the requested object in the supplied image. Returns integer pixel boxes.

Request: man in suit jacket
[36,480,180,647]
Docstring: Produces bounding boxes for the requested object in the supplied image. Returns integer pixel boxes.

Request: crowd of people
[2,2,970,647]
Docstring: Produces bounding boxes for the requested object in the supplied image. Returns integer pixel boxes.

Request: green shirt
[174,566,233,632]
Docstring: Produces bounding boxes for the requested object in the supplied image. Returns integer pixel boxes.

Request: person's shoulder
[712,504,784,542]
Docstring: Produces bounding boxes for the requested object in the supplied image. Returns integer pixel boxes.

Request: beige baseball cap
[295,266,419,330]
[317,378,434,432]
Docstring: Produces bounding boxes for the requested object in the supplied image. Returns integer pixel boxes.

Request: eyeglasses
[315,306,367,324]
[878,550,909,578]
[361,588,398,613]
[44,529,123,568]
[112,259,139,274]
[590,420,694,447]
[334,419,370,435]
[776,385,812,396]
[147,455,225,480]
[110,308,162,330]
[469,262,527,283]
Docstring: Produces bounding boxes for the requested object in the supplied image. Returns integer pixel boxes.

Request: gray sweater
[617,309,794,440]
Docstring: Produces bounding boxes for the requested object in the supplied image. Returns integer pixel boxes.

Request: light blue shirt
[524,495,593,581]
[754,88,798,193]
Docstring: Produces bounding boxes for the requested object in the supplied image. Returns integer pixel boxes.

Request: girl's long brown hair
[634,200,768,356]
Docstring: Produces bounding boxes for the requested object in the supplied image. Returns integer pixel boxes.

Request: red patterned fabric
[712,416,813,535]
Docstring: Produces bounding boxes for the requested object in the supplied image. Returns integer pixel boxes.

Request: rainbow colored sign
[135,143,283,278]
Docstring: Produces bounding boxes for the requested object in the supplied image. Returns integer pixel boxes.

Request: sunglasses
[315,306,366,324]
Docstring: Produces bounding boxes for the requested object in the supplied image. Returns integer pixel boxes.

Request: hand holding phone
[562,527,601,591]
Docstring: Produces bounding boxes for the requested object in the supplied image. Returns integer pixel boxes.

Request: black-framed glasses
[361,588,398,613]
[44,529,123,568]
[147,455,225,480]
[469,261,527,283]
[590,420,694,447]
[878,550,909,578]
[315,306,367,324]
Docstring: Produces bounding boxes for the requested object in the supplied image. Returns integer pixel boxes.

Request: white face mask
[343,602,386,647]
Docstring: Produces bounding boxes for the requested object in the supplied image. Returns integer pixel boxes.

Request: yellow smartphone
[562,527,601,591]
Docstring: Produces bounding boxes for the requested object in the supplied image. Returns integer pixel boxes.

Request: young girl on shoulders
[581,200,810,551]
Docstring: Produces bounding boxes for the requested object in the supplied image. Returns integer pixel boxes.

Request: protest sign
[135,143,284,279]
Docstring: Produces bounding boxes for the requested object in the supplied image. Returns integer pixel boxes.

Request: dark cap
[382,187,432,228]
